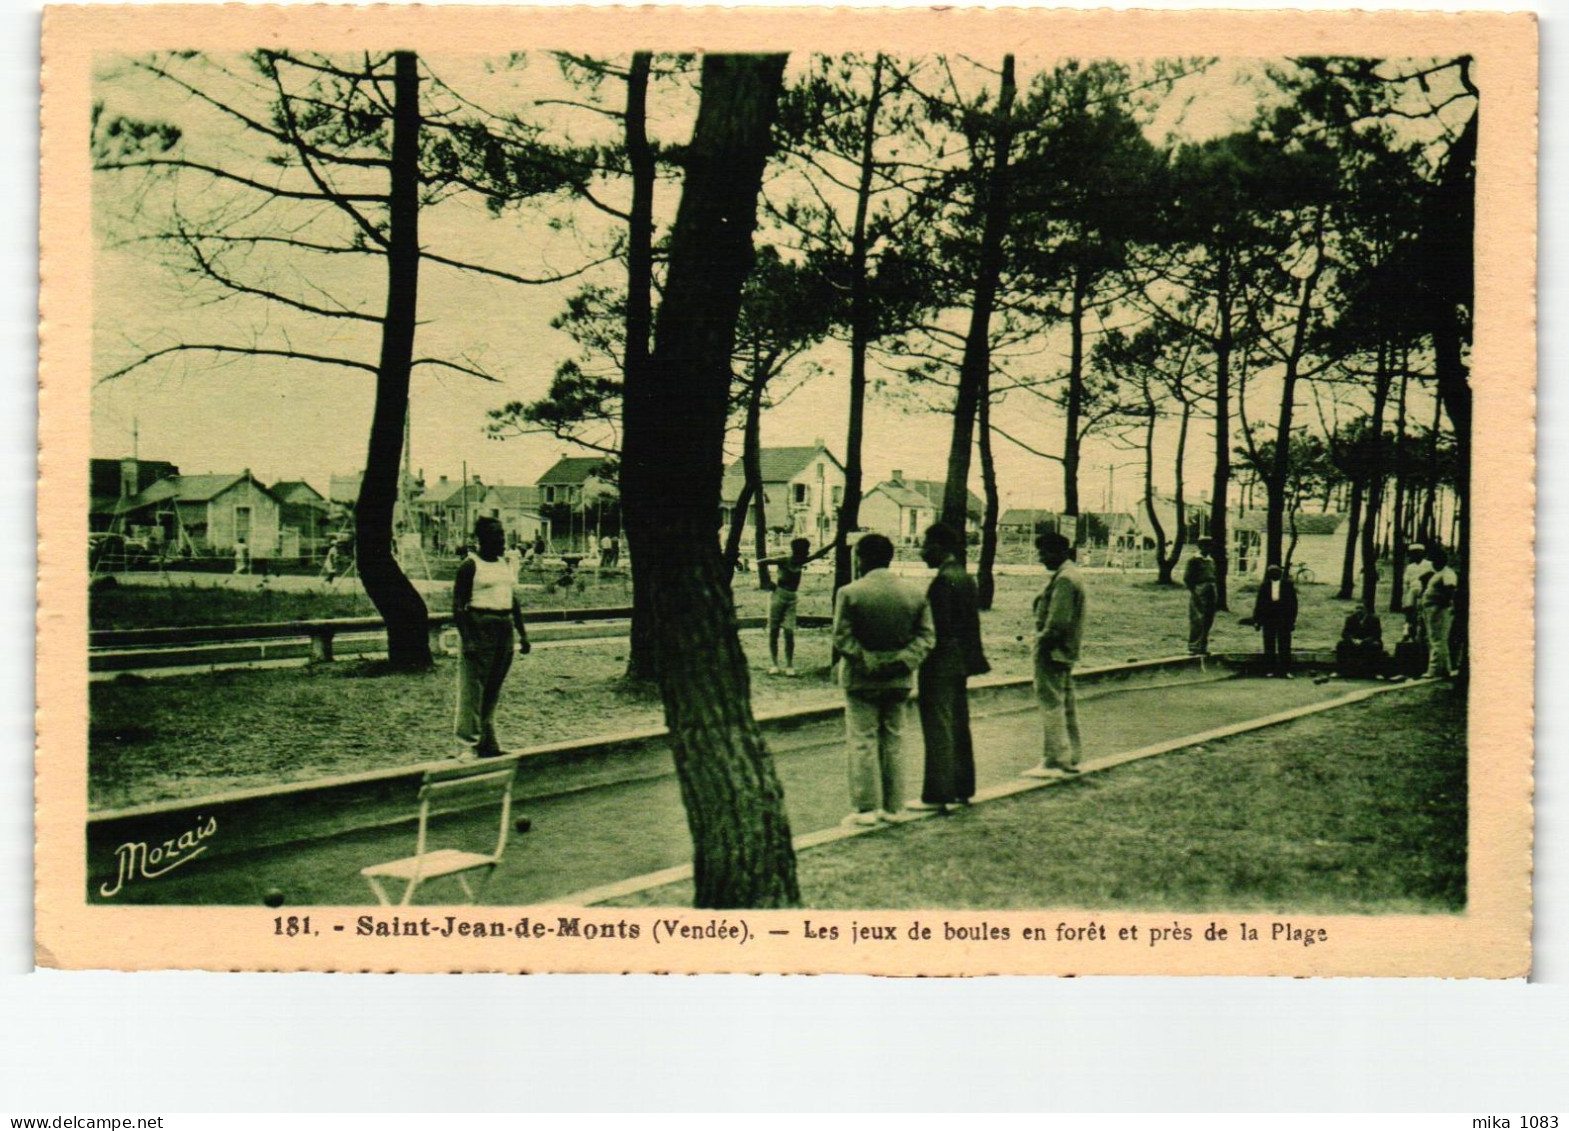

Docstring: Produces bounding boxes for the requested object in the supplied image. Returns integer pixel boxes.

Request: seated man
[1335,602,1387,679]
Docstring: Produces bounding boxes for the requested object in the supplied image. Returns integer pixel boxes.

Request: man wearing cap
[1183,539,1219,655]
[1024,532,1088,779]
[1402,543,1434,642]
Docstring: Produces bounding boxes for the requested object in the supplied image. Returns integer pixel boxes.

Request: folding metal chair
[360,761,519,906]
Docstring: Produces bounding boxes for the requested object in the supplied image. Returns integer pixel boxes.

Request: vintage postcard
[37,5,1536,974]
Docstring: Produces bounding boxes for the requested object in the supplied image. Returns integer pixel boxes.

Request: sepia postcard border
[37,4,1538,975]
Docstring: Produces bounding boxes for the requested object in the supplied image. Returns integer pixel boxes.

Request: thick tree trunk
[623,51,659,683]
[941,55,1015,548]
[357,51,431,670]
[619,53,798,909]
[976,385,1000,609]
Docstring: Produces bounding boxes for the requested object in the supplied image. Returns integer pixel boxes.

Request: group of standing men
[830,526,1087,826]
[1333,544,1461,680]
[1183,536,1461,681]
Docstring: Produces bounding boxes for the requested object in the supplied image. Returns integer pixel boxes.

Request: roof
[415,479,487,507]
[483,484,542,507]
[126,473,273,509]
[330,471,422,506]
[867,481,938,510]
[895,477,985,518]
[271,480,325,504]
[722,445,843,485]
[1084,510,1138,530]
[1232,510,1347,535]
[1000,508,1058,527]
[537,457,610,486]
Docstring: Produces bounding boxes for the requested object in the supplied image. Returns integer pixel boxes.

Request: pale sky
[90,53,1452,513]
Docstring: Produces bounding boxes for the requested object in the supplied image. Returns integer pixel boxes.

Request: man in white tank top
[453,517,531,757]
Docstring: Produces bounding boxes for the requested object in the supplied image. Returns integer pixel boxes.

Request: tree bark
[941,56,1015,548]
[356,51,431,670]
[623,52,659,683]
[619,52,798,909]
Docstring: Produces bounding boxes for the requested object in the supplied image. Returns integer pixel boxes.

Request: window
[793,483,808,506]
[832,486,843,506]
[544,486,555,504]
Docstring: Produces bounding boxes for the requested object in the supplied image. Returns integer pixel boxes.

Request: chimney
[438,475,449,486]
[891,469,903,486]
[472,474,483,486]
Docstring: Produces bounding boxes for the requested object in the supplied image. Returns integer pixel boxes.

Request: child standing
[453,517,531,758]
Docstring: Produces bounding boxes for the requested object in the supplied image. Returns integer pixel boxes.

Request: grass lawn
[89,570,1399,809]
[609,683,1467,914]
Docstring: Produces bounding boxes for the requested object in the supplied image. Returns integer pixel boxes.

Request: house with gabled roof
[860,469,985,544]
[120,470,282,555]
[535,456,614,509]
[998,508,1061,540]
[1230,508,1350,582]
[271,480,329,557]
[412,474,489,552]
[90,457,181,533]
[480,484,549,546]
[719,440,845,549]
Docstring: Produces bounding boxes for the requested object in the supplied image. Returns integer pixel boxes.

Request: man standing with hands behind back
[832,533,935,825]
[1024,531,1088,779]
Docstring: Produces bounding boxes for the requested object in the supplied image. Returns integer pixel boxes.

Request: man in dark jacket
[910,522,990,813]
[1249,564,1299,678]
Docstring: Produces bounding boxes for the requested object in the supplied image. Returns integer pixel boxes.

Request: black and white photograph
[36,6,1535,975]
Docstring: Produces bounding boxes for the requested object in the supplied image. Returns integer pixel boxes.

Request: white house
[479,484,549,547]
[720,441,846,550]
[1130,494,1210,549]
[123,471,282,556]
[1231,509,1351,583]
[860,470,984,544]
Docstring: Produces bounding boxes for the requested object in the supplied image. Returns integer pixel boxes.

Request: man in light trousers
[1025,531,1088,779]
[832,533,935,825]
